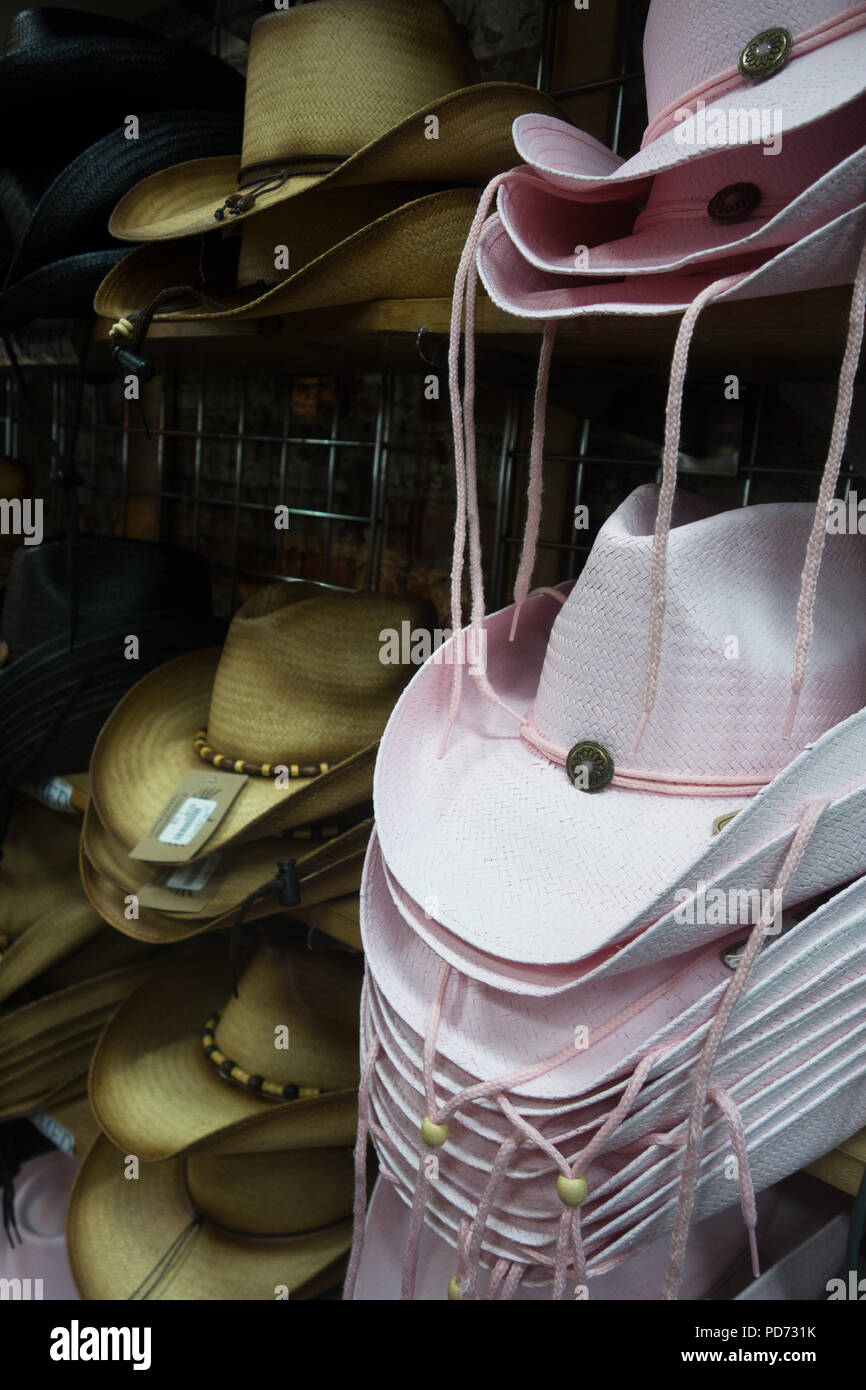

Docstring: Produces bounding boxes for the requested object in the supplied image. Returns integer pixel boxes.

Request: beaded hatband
[194,729,330,780]
[201,1011,324,1102]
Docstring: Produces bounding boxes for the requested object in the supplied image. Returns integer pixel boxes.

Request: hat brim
[0,38,242,167]
[512,36,866,192]
[0,248,128,328]
[374,588,866,970]
[67,1134,352,1300]
[95,188,479,322]
[89,941,359,1160]
[498,143,866,278]
[0,614,224,788]
[476,201,866,318]
[0,959,162,1053]
[88,647,378,857]
[0,898,104,1005]
[107,84,560,242]
[80,795,368,943]
[6,110,242,286]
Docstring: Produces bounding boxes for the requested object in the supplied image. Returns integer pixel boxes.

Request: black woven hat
[0,109,243,329]
[0,534,223,788]
[0,7,244,168]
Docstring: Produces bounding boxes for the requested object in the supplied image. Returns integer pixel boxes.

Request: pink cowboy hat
[477,198,866,317]
[352,859,866,1291]
[350,1173,839,1300]
[512,0,866,195]
[496,101,866,280]
[373,485,866,969]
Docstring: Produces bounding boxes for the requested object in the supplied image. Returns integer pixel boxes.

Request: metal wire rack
[1,0,861,617]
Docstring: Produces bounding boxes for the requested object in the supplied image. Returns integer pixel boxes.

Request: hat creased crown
[238,0,480,179]
[531,485,866,784]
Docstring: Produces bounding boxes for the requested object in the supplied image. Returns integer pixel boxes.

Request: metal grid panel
[1,0,860,615]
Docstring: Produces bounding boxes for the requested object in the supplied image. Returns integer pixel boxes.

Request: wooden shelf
[5,285,858,382]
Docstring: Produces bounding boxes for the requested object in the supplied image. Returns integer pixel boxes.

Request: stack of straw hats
[63,580,437,1298]
[92,0,563,334]
[0,788,168,1131]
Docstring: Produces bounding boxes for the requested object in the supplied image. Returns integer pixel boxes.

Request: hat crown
[185,1149,353,1236]
[206,583,436,767]
[213,939,362,1092]
[239,0,480,175]
[531,485,866,783]
[0,536,212,662]
[643,0,852,128]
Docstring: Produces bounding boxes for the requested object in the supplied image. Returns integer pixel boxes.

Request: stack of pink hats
[345,1,866,1301]
[476,0,866,319]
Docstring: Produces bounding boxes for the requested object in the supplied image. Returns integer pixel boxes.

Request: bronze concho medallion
[566,740,615,793]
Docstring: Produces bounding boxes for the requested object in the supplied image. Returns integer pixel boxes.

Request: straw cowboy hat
[79,796,370,945]
[0,535,220,794]
[89,583,436,858]
[511,0,866,195]
[95,185,482,324]
[0,953,166,1124]
[94,0,563,328]
[106,0,559,244]
[0,7,243,170]
[374,485,866,970]
[68,1137,354,1300]
[0,795,104,1005]
[89,930,363,1161]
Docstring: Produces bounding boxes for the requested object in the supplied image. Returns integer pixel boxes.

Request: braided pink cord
[631,272,746,756]
[663,797,828,1299]
[509,319,559,642]
[483,1258,510,1300]
[461,1130,522,1299]
[710,1086,760,1278]
[441,173,516,757]
[784,237,866,738]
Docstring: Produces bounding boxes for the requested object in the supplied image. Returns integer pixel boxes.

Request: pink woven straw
[374,485,866,967]
[513,0,866,194]
[478,199,866,317]
[497,105,866,280]
[351,1174,801,1300]
[347,855,866,1296]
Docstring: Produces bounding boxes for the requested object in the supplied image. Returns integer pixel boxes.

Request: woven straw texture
[499,107,866,279]
[89,939,361,1160]
[375,488,866,967]
[80,796,369,944]
[68,1137,353,1300]
[90,585,434,855]
[512,0,866,191]
[95,188,479,321]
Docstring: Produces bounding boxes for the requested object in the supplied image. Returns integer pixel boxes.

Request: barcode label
[158,797,217,846]
[165,853,223,892]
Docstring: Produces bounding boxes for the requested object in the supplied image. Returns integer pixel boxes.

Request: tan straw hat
[106,0,558,244]
[0,957,165,1121]
[0,793,84,935]
[89,931,362,1160]
[95,186,479,322]
[89,583,436,857]
[79,794,369,944]
[68,1136,354,1300]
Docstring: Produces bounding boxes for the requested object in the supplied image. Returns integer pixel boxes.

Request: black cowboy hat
[0,110,243,329]
[0,7,244,169]
[0,534,225,789]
